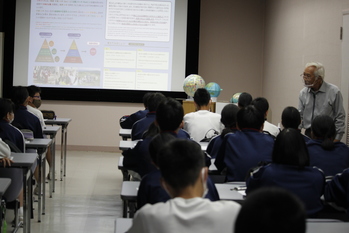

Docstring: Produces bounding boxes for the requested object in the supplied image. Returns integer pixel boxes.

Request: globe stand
[211,97,217,102]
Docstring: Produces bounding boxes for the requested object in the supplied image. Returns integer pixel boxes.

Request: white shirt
[263,120,280,137]
[183,110,223,142]
[0,138,11,158]
[27,105,46,128]
[127,197,241,233]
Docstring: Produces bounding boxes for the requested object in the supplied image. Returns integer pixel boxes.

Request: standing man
[298,62,345,141]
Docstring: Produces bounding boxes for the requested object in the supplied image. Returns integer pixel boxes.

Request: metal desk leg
[42,155,46,215]
[38,155,42,222]
[60,127,64,181]
[63,127,68,177]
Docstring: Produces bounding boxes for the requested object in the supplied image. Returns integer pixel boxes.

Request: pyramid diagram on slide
[35,39,54,62]
[64,40,83,63]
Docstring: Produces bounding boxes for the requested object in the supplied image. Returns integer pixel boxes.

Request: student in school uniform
[281,106,310,142]
[246,128,325,216]
[123,97,190,178]
[0,98,25,152]
[324,168,349,212]
[307,115,349,177]
[206,103,239,159]
[215,105,274,181]
[120,92,151,129]
[137,133,219,210]
[127,139,241,233]
[131,92,166,140]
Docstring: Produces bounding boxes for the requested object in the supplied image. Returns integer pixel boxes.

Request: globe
[230,92,241,103]
[183,74,206,97]
[205,82,222,97]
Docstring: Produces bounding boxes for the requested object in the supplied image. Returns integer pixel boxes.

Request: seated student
[246,128,325,216]
[183,88,223,142]
[237,92,252,108]
[0,98,25,152]
[215,105,274,181]
[120,92,151,129]
[27,85,45,128]
[131,92,166,140]
[281,106,310,142]
[123,97,190,178]
[127,139,241,233]
[11,86,44,139]
[137,133,220,209]
[307,115,349,177]
[251,97,280,138]
[324,168,349,211]
[206,103,239,159]
[235,187,306,233]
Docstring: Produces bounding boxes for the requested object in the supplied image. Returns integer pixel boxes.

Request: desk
[119,129,131,140]
[0,178,11,231]
[25,138,52,222]
[118,156,129,181]
[215,182,245,201]
[43,125,60,197]
[307,222,349,233]
[120,181,139,218]
[119,140,208,152]
[10,152,37,233]
[114,218,132,233]
[45,118,72,181]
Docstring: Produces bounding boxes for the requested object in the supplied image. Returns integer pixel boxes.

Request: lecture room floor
[6,150,124,233]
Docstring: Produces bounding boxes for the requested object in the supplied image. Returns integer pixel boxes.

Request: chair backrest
[3,140,21,153]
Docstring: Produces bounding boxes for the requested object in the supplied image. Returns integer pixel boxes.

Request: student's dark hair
[147,92,166,112]
[282,106,301,129]
[237,105,265,130]
[238,92,252,108]
[27,85,42,97]
[193,88,211,107]
[0,98,15,119]
[311,115,336,150]
[156,97,183,131]
[251,97,269,115]
[272,128,309,168]
[220,104,239,137]
[158,139,205,191]
[11,86,29,109]
[142,92,152,109]
[235,187,306,233]
[149,132,176,166]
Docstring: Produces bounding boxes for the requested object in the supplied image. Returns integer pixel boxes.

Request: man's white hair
[305,62,325,79]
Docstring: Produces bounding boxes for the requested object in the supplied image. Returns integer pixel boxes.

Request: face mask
[33,99,42,108]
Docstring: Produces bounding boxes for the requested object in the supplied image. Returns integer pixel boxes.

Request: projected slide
[27,0,175,91]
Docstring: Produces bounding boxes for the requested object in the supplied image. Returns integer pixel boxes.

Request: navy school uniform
[123,130,191,178]
[215,129,274,181]
[0,120,25,152]
[119,109,149,129]
[131,112,156,140]
[13,105,43,138]
[246,163,325,216]
[137,169,220,210]
[324,168,349,210]
[307,139,349,177]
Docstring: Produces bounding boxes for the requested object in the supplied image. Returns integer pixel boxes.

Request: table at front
[25,138,52,222]
[43,125,61,197]
[9,152,38,233]
[45,118,72,181]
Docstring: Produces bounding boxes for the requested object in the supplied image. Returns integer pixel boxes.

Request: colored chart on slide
[64,40,83,63]
[35,39,54,62]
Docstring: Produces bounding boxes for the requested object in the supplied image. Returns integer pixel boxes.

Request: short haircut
[142,92,152,108]
[282,106,301,129]
[158,139,205,191]
[156,97,184,131]
[235,187,306,233]
[251,97,269,115]
[147,92,166,112]
[149,132,176,166]
[311,115,335,150]
[27,85,42,97]
[272,128,309,168]
[237,105,265,130]
[220,104,239,128]
[193,88,211,107]
[238,92,252,108]
[11,86,29,108]
[0,98,15,119]
[305,62,325,79]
